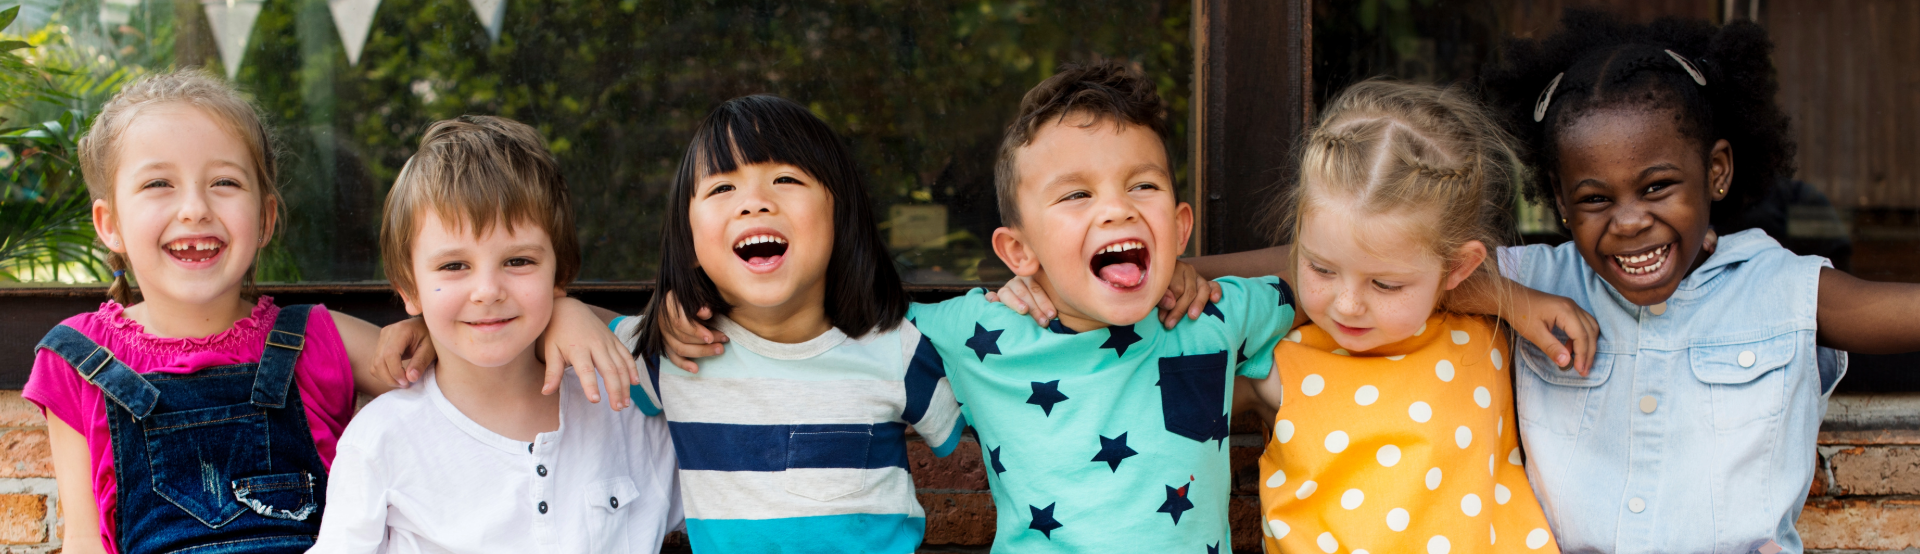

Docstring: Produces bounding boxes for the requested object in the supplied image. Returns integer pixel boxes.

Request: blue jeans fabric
[37,305,328,554]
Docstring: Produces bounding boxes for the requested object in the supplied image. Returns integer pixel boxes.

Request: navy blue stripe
[669,421,909,471]
[901,334,946,425]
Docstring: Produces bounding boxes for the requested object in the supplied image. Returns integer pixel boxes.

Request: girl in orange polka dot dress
[1249,81,1560,553]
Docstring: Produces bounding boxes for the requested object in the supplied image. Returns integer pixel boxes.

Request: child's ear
[1707,138,1734,201]
[398,286,422,316]
[92,198,123,253]
[1174,201,1194,253]
[992,226,1042,277]
[260,195,280,247]
[1443,240,1488,291]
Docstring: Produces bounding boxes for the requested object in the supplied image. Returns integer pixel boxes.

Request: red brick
[908,440,988,491]
[0,392,45,429]
[1809,456,1827,497]
[918,492,996,546]
[1231,445,1263,495]
[1798,497,1920,550]
[1827,445,1920,496]
[1229,495,1264,552]
[0,429,51,479]
[0,494,46,544]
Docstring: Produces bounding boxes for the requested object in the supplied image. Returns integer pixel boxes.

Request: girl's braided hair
[1479,10,1795,233]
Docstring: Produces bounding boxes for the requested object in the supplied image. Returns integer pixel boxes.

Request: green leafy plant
[0,5,111,283]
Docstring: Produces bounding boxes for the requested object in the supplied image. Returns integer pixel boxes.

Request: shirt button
[528,443,534,453]
[538,501,548,514]
[1649,302,1667,316]
[1738,351,1756,368]
[610,497,620,508]
[1629,497,1646,513]
[1639,396,1658,414]
[536,465,547,477]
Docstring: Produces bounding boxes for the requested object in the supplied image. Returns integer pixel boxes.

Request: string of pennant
[102,0,509,79]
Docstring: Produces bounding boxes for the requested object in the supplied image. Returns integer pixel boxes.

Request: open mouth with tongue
[733,232,789,272]
[164,237,226,265]
[1090,239,1149,291]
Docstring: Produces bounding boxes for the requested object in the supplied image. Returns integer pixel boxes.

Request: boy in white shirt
[312,116,681,553]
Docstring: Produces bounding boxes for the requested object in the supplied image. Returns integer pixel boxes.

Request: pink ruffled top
[23,297,356,554]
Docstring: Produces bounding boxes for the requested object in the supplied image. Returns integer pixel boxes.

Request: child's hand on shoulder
[1507,287,1600,376]
[541,297,638,410]
[987,261,1221,329]
[658,290,729,373]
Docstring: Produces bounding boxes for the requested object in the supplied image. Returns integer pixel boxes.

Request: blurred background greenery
[1,0,1193,285]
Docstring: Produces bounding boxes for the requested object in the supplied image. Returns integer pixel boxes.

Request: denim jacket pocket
[1689,335,1795,431]
[783,423,871,502]
[1516,343,1614,436]
[585,477,639,552]
[230,472,317,521]
[142,403,269,527]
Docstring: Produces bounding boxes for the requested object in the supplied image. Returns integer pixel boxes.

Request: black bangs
[635,94,910,359]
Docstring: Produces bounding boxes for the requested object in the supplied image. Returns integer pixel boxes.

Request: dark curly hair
[1480,10,1795,233]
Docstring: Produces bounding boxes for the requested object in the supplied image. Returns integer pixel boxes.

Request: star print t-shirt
[1259,313,1558,553]
[907,276,1294,552]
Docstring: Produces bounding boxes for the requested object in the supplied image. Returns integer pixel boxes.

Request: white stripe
[679,468,924,520]
[659,374,908,425]
[913,379,962,446]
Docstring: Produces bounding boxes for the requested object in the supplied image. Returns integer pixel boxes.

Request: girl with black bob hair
[1478,11,1920,552]
[634,94,908,359]
[611,94,964,552]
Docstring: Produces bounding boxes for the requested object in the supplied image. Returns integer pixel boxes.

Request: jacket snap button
[1649,302,1667,316]
[1738,351,1756,368]
[1639,396,1657,414]
[1629,497,1646,513]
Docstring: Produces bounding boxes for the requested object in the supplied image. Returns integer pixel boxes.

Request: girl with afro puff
[1480,11,1920,553]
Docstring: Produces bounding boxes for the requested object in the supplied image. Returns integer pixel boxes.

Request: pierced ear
[1708,139,1734,201]
[991,226,1042,277]
[1443,240,1488,292]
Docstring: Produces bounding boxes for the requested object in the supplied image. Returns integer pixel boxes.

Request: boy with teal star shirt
[898,61,1303,552]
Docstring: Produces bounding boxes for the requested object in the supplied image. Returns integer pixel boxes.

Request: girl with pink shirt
[24,70,634,554]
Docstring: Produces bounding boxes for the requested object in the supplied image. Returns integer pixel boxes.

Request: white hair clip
[1665,49,1707,86]
[1533,72,1564,123]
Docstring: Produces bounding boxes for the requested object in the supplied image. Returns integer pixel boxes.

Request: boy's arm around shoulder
[1214,275,1307,381]
[1817,268,1920,353]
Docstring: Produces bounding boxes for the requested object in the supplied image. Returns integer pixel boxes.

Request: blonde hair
[78,69,280,305]
[379,116,580,299]
[1278,80,1525,313]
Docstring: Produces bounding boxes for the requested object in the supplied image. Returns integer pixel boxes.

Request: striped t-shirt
[613,315,963,553]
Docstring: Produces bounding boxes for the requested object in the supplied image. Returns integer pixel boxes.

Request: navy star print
[1235,339,1250,367]
[1207,543,1220,554]
[1027,380,1068,415]
[1270,280,1292,306]
[966,323,1004,361]
[1090,433,1137,472]
[1157,484,1194,524]
[989,446,1007,475]
[1029,503,1063,538]
[1201,302,1224,321]
[1100,324,1141,357]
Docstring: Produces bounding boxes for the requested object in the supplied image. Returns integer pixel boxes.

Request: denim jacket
[1503,229,1845,554]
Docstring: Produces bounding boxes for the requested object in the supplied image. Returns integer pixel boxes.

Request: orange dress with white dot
[1258,313,1559,554]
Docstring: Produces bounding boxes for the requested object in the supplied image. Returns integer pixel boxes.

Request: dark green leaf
[0,6,17,31]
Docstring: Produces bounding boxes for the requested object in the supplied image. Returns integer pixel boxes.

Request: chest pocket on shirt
[1690,336,1795,431]
[586,477,639,553]
[1157,351,1230,443]
[1516,343,1614,437]
[784,422,871,502]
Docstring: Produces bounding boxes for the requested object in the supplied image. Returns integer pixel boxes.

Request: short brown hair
[380,116,579,298]
[79,69,280,305]
[993,61,1171,227]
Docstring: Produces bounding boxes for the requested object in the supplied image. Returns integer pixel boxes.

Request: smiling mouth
[465,317,517,329]
[734,234,788,267]
[164,237,226,263]
[1090,240,1148,290]
[1613,243,1672,276]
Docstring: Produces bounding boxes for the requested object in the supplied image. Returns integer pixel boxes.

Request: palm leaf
[0,189,108,283]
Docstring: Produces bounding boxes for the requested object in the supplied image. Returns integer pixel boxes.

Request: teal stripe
[685,513,924,553]
[928,414,966,458]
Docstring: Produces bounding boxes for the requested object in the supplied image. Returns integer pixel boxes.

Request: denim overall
[37,305,327,554]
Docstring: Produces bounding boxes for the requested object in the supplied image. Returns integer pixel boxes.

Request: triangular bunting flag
[201,0,263,79]
[327,0,380,65]
[468,0,505,42]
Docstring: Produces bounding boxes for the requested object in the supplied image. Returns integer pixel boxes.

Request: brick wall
[0,391,1912,553]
